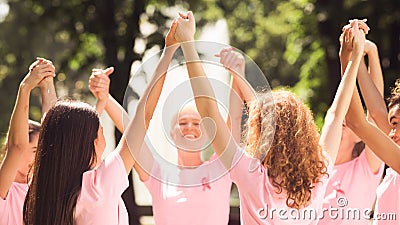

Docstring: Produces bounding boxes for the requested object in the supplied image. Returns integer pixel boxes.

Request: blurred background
[0,0,399,224]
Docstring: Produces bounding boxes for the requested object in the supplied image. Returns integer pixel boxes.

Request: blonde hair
[244,90,328,209]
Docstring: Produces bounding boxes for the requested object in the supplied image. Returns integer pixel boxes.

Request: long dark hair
[24,100,99,225]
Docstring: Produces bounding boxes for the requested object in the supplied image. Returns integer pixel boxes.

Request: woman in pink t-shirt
[0,58,56,225]
[319,31,385,224]
[22,42,172,225]
[22,21,183,225]
[175,13,368,224]
[346,77,400,225]
[88,19,234,225]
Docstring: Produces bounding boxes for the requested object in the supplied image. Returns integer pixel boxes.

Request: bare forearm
[144,46,177,128]
[8,85,31,149]
[1,84,31,198]
[349,115,400,173]
[330,51,363,120]
[228,81,244,144]
[367,47,384,94]
[320,48,363,161]
[181,42,219,117]
[95,99,107,116]
[105,94,130,133]
[357,56,390,133]
[40,81,57,119]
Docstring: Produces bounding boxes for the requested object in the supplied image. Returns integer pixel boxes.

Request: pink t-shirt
[230,148,333,225]
[373,168,400,225]
[144,156,232,225]
[75,151,129,225]
[0,182,28,225]
[319,150,384,225]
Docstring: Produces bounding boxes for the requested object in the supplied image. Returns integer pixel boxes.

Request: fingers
[178,12,188,19]
[216,48,244,76]
[187,11,194,21]
[343,26,352,44]
[89,68,111,96]
[88,84,109,93]
[339,33,344,44]
[89,77,109,88]
[89,74,110,86]
[28,59,43,71]
[169,18,178,35]
[31,64,56,80]
[103,66,114,76]
[346,18,370,34]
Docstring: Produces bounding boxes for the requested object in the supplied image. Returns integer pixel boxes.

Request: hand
[89,67,114,101]
[339,26,353,58]
[174,11,196,42]
[36,58,56,89]
[351,21,366,54]
[215,48,245,78]
[339,19,368,57]
[165,18,179,47]
[341,19,370,38]
[21,58,55,90]
[216,48,247,100]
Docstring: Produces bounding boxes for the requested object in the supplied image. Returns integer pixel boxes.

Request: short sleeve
[0,194,6,221]
[81,151,129,200]
[230,148,264,187]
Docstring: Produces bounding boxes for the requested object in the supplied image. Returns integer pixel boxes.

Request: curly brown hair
[388,79,400,109]
[244,90,328,209]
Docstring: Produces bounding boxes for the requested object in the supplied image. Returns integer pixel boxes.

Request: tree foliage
[0,0,399,223]
[1,0,399,136]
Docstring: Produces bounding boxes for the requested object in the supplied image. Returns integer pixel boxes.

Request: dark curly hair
[388,79,400,109]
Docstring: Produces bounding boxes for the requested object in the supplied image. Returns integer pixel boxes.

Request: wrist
[39,79,55,90]
[366,47,378,56]
[165,43,179,50]
[96,98,107,111]
[163,45,179,56]
[19,81,34,92]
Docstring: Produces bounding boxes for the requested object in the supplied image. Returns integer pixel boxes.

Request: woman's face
[171,107,208,151]
[17,133,39,178]
[388,104,400,145]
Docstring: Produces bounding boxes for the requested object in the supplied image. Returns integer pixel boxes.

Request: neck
[177,149,202,167]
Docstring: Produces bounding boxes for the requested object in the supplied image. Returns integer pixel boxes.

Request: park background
[0,0,399,224]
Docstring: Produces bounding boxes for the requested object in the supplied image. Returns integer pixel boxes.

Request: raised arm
[346,82,400,173]
[89,23,180,133]
[175,12,238,169]
[216,48,246,144]
[355,40,385,172]
[319,20,366,162]
[0,60,53,198]
[97,20,180,181]
[37,58,57,119]
[357,40,390,133]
